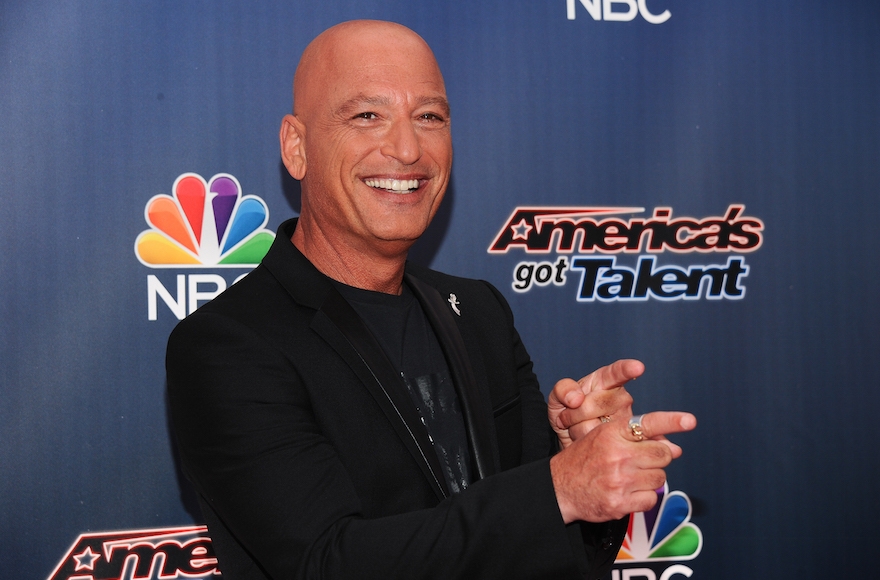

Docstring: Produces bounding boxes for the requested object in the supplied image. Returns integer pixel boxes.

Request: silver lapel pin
[447,293,461,316]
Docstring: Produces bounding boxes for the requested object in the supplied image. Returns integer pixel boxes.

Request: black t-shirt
[334,281,472,493]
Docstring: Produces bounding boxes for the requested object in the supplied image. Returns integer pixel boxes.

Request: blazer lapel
[315,288,451,501]
[262,219,449,500]
[406,273,501,481]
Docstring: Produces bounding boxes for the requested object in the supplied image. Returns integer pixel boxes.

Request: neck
[291,217,410,295]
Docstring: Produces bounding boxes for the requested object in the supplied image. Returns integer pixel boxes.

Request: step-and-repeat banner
[2,1,878,579]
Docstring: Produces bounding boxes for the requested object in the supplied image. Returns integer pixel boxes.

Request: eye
[353,112,378,120]
[420,112,444,122]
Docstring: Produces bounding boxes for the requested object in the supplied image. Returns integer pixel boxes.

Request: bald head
[293,20,445,120]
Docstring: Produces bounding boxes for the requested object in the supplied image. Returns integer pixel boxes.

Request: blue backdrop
[2,1,878,578]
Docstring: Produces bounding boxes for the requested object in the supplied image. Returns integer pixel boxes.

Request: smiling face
[283,21,452,260]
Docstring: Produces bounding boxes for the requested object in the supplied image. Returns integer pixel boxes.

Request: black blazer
[167,219,625,579]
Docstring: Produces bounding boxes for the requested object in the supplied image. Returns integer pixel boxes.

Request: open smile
[364,178,421,193]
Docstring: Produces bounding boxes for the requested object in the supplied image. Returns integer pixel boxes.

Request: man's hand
[550,410,697,524]
[548,359,643,449]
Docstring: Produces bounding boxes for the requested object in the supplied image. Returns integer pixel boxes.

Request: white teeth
[365,178,419,192]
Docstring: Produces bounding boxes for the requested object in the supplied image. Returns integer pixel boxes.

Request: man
[167,20,696,579]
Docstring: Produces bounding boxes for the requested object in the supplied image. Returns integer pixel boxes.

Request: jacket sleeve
[482,280,628,580]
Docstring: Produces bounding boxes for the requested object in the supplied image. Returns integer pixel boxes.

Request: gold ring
[628,414,646,441]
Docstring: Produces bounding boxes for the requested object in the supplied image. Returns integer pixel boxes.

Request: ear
[280,114,307,180]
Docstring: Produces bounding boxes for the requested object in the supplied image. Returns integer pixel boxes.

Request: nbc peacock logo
[135,173,274,268]
[616,482,703,563]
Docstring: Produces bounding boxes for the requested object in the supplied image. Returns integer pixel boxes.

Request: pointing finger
[579,359,645,393]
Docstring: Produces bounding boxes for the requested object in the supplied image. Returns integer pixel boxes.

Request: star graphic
[510,219,533,240]
[73,546,100,571]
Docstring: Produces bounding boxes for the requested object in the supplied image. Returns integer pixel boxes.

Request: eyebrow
[334,93,450,118]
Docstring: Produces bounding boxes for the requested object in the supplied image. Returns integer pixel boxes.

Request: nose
[380,118,422,165]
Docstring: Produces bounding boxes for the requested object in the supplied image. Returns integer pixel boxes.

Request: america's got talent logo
[489,205,764,302]
[48,526,221,580]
